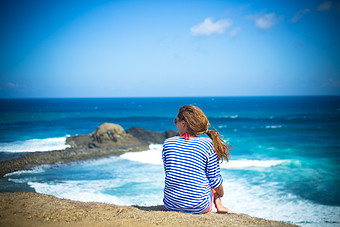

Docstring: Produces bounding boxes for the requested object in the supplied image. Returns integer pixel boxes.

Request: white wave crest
[221,177,340,225]
[4,164,51,177]
[28,180,124,204]
[218,114,239,119]
[221,160,286,169]
[121,144,286,169]
[28,178,163,206]
[265,125,283,129]
[120,144,163,165]
[0,137,70,152]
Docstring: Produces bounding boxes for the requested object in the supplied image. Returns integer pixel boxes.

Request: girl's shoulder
[163,136,213,148]
[196,137,214,149]
[197,137,212,142]
[164,136,180,142]
[163,136,181,146]
[165,136,212,142]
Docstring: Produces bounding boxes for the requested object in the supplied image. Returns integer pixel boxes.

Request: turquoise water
[0,97,339,226]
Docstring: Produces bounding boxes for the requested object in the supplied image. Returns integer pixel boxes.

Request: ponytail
[206,129,231,162]
[177,105,232,162]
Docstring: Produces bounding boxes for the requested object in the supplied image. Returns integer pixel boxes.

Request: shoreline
[0,192,297,227]
[0,124,177,177]
[0,145,149,178]
[0,124,298,226]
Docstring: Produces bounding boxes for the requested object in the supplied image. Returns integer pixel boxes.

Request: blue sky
[0,0,339,97]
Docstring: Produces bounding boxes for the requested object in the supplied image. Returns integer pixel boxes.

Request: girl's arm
[214,184,224,197]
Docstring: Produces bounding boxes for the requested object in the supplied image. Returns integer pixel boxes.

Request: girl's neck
[180,132,199,139]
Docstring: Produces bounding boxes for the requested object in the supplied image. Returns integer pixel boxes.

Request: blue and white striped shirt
[162,136,223,214]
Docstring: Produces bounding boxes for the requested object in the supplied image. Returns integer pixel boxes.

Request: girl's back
[162,136,223,214]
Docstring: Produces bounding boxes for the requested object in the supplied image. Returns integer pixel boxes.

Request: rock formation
[126,127,178,145]
[0,123,178,178]
[66,123,178,148]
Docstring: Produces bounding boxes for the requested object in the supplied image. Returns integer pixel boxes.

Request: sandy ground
[0,192,297,227]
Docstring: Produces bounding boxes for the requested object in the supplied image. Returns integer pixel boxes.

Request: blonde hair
[177,105,232,162]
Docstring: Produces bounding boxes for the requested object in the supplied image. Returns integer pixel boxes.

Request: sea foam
[28,180,125,204]
[220,159,286,169]
[221,177,340,226]
[7,146,339,226]
[265,125,283,129]
[4,164,51,177]
[27,177,164,206]
[0,136,70,152]
[20,163,340,227]
[120,144,163,165]
[120,144,287,169]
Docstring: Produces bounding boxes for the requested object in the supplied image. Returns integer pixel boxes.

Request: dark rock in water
[0,123,178,178]
[66,123,178,148]
[126,127,178,145]
[66,134,92,148]
[66,123,141,148]
[162,130,179,139]
[91,123,127,143]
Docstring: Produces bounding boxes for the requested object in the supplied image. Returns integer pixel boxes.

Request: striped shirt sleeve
[206,147,223,189]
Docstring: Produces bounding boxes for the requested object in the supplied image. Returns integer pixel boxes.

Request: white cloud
[6,82,19,88]
[190,17,233,36]
[291,8,311,23]
[255,13,284,30]
[318,1,332,11]
[230,27,242,37]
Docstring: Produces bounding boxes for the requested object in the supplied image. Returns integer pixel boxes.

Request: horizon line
[1,94,340,99]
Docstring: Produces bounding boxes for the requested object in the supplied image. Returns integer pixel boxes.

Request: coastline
[0,123,298,226]
[0,124,177,177]
[0,145,149,178]
[0,192,297,227]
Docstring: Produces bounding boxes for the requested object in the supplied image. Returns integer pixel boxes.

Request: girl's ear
[182,120,188,130]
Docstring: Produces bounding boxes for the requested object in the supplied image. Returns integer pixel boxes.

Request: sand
[0,192,297,227]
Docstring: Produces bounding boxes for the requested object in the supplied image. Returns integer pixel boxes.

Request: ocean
[0,97,339,226]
